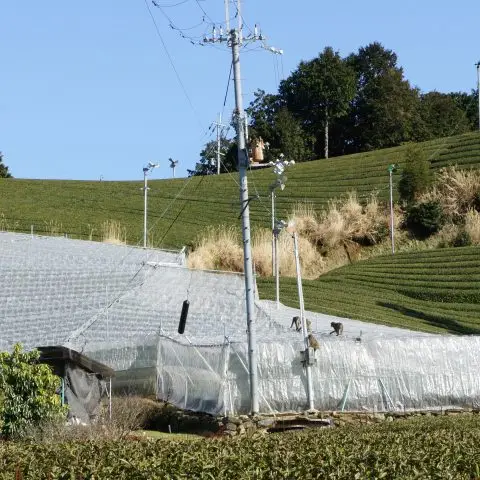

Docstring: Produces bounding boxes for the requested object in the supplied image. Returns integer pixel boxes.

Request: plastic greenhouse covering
[1,232,480,415]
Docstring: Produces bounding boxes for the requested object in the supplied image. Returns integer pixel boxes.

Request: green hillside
[258,246,480,334]
[1,131,480,248]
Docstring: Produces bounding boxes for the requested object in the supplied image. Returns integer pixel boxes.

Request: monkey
[291,316,312,333]
[330,322,344,336]
[290,316,301,332]
[308,334,320,351]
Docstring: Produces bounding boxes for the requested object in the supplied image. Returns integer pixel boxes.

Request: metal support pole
[476,62,480,131]
[143,170,148,248]
[293,232,314,411]
[271,191,275,276]
[231,28,259,414]
[275,230,280,308]
[217,113,222,175]
[389,169,395,255]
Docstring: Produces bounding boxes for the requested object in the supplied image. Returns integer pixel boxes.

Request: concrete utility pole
[476,62,480,131]
[142,162,159,248]
[231,28,259,414]
[203,0,283,415]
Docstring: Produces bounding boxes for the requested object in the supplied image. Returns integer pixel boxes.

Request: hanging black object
[178,300,189,334]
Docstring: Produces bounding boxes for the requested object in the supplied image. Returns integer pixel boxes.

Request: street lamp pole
[387,164,398,255]
[476,61,480,131]
[269,156,295,306]
[143,163,159,248]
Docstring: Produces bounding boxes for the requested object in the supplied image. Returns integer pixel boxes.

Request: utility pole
[231,28,259,414]
[476,61,480,131]
[212,114,226,175]
[203,0,282,416]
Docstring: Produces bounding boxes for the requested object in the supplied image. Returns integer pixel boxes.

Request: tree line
[190,42,478,175]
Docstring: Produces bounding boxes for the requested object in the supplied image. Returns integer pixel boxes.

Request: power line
[143,0,204,129]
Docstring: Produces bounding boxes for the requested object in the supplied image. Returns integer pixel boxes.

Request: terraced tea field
[257,246,480,334]
[1,132,479,248]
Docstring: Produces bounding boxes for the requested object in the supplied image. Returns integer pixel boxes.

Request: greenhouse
[1,232,480,415]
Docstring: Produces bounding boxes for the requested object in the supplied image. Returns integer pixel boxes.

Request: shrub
[406,200,445,239]
[0,344,67,439]
[398,144,432,203]
[452,229,472,247]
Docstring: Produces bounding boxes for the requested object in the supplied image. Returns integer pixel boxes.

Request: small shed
[38,346,115,424]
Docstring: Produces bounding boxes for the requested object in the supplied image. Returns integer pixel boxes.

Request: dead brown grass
[188,226,244,272]
[101,219,127,245]
[421,166,480,219]
[465,209,480,244]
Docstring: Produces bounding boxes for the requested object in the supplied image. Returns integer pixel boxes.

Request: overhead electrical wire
[143,0,204,129]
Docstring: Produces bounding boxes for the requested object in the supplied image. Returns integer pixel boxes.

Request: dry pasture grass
[188,226,244,272]
[421,166,480,219]
[252,228,324,279]
[19,396,161,443]
[101,219,127,245]
[465,209,480,244]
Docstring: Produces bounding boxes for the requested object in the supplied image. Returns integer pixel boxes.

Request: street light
[142,162,159,248]
[269,155,295,295]
[476,61,480,131]
[387,163,398,255]
[169,158,179,178]
[273,219,288,308]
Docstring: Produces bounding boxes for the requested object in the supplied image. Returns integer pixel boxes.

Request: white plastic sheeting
[2,232,480,414]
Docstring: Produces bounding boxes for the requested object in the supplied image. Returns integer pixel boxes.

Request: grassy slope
[1,131,480,248]
[258,246,480,334]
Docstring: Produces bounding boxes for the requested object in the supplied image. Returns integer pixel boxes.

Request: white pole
[293,232,314,411]
[217,113,222,175]
[231,27,259,414]
[143,169,148,248]
[476,62,480,131]
[389,169,395,255]
[275,230,280,308]
[271,191,275,276]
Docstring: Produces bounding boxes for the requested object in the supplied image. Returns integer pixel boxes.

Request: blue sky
[1,0,479,181]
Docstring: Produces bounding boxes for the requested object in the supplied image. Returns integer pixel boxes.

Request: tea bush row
[1,415,480,479]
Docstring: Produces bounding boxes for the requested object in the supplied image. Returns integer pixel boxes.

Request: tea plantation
[0,132,479,248]
[1,415,480,479]
[258,245,480,334]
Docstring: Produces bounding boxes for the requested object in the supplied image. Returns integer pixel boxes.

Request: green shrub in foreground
[1,415,480,479]
[0,344,66,439]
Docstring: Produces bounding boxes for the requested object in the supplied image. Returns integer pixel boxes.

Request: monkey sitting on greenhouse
[308,334,320,351]
[330,322,343,336]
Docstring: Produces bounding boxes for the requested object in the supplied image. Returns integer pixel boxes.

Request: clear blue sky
[1,0,479,181]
